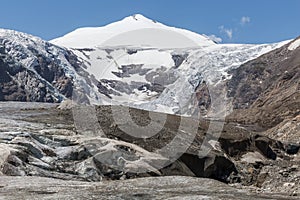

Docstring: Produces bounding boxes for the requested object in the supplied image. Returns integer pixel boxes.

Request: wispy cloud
[217,16,251,42]
[219,26,233,40]
[207,34,222,43]
[240,16,250,25]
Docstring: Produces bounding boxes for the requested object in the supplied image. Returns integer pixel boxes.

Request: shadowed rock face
[0,42,75,102]
[191,39,300,137]
[228,40,300,110]
[0,32,99,104]
[225,38,300,143]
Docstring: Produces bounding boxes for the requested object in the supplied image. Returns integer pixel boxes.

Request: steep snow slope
[288,37,300,50]
[51,14,216,49]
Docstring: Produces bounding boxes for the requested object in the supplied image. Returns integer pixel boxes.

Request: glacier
[0,14,290,116]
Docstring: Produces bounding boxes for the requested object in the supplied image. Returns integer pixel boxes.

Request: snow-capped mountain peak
[1,16,290,117]
[125,14,158,23]
[50,14,216,49]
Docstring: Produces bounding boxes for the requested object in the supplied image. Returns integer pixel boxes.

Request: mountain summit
[50,14,216,49]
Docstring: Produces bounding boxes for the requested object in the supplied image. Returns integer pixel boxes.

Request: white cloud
[207,34,222,43]
[240,16,250,25]
[217,16,250,41]
[219,26,233,40]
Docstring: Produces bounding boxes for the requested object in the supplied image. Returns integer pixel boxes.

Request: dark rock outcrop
[0,31,96,103]
[227,39,300,130]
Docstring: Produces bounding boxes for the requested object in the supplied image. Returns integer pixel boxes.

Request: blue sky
[1,0,300,44]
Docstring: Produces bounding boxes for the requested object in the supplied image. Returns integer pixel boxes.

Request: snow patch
[288,38,300,51]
